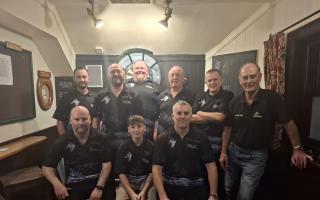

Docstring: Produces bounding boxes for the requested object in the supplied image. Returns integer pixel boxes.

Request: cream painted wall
[0,27,56,143]
[0,0,75,71]
[205,0,320,89]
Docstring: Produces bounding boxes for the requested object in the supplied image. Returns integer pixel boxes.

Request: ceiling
[50,0,274,55]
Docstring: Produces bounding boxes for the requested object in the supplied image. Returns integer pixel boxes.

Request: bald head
[70,106,91,135]
[168,65,185,89]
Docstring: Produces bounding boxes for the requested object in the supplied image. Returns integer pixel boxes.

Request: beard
[111,77,124,87]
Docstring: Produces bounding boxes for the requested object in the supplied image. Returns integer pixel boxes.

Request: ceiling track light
[159,0,172,28]
[87,0,103,28]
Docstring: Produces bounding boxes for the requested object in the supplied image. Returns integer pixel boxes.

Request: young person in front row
[219,62,313,200]
[153,100,218,200]
[115,115,157,200]
[42,106,115,200]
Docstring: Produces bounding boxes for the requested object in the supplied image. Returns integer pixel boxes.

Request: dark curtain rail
[280,9,320,33]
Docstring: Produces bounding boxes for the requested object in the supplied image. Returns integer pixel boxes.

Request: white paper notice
[0,53,13,85]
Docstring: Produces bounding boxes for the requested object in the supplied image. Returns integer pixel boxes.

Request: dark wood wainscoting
[0,126,58,177]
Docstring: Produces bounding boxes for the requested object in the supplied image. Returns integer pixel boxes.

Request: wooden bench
[0,136,51,200]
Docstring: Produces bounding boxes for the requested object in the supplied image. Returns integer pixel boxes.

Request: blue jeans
[225,143,268,200]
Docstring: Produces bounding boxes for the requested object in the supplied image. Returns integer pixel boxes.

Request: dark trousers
[164,184,209,200]
[66,179,115,200]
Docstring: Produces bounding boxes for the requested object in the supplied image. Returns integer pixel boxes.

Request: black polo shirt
[192,89,234,138]
[43,128,112,185]
[153,126,215,181]
[126,79,160,121]
[115,138,154,185]
[226,89,290,149]
[158,88,195,131]
[53,88,95,123]
[94,86,143,134]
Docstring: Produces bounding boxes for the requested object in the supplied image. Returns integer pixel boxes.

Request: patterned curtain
[264,32,286,95]
[264,32,286,150]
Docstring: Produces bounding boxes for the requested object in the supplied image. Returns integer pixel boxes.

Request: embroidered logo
[145,84,153,89]
[253,112,263,118]
[127,83,135,88]
[101,96,110,104]
[212,104,218,109]
[161,95,169,102]
[125,152,132,162]
[186,144,198,149]
[200,99,206,107]
[234,114,244,118]
[168,138,176,148]
[71,99,80,106]
[66,142,76,152]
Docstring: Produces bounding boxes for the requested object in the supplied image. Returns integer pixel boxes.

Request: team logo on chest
[200,99,206,107]
[125,152,133,162]
[71,99,80,106]
[253,112,263,118]
[127,83,135,88]
[145,84,153,89]
[168,138,176,148]
[161,95,169,102]
[66,142,76,152]
[212,104,218,109]
[101,96,111,104]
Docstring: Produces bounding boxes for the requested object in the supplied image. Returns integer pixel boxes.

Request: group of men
[42,61,311,200]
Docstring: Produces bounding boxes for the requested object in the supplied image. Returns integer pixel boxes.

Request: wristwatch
[95,185,104,191]
[293,145,303,151]
[209,193,219,199]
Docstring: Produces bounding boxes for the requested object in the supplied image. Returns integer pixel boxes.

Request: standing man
[43,106,115,200]
[93,63,143,149]
[126,61,161,141]
[158,65,195,135]
[192,68,234,199]
[219,62,312,200]
[153,100,218,200]
[53,66,95,135]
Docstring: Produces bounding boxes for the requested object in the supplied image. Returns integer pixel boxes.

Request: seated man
[42,106,115,200]
[153,100,218,200]
[115,115,157,200]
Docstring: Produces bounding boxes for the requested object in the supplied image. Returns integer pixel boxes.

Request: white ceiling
[50,0,274,55]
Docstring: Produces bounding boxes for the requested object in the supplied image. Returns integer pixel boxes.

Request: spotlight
[159,0,172,28]
[87,0,103,28]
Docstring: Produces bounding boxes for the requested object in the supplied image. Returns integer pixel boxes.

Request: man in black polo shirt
[53,66,95,135]
[115,115,156,200]
[192,68,233,199]
[43,106,115,200]
[158,65,195,135]
[153,100,218,200]
[126,61,161,141]
[93,63,143,149]
[220,62,312,200]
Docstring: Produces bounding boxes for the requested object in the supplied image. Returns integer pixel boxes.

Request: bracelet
[209,193,218,199]
[95,185,104,191]
[293,145,303,151]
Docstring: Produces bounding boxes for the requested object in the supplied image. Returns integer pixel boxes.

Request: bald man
[220,62,312,200]
[158,65,195,135]
[93,63,143,149]
[126,61,161,141]
[43,106,115,200]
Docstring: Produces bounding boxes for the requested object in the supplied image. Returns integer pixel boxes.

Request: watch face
[118,49,161,84]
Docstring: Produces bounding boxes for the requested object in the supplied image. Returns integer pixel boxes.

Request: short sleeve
[153,135,168,166]
[43,136,67,168]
